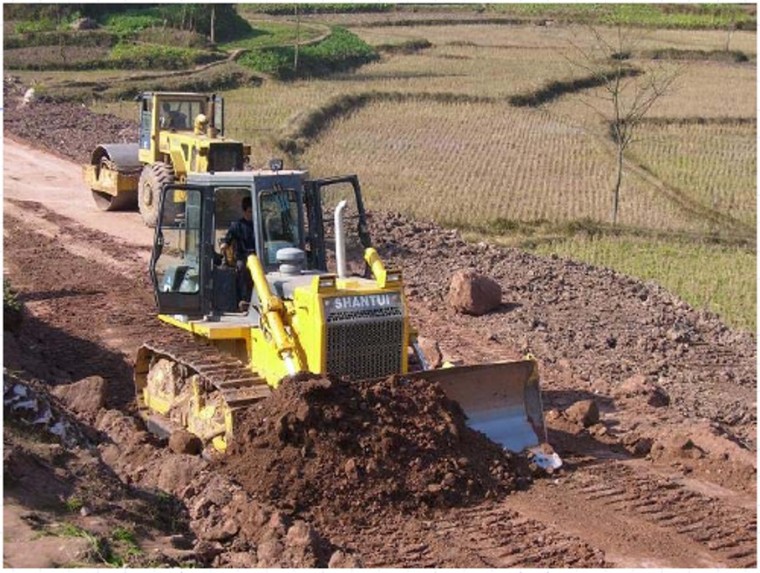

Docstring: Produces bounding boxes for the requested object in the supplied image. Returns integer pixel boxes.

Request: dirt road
[3,127,756,566]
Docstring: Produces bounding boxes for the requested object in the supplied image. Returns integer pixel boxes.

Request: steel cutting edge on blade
[414,360,546,453]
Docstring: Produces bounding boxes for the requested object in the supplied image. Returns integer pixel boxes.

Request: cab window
[260,188,300,266]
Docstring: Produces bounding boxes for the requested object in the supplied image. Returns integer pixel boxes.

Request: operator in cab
[221,196,255,310]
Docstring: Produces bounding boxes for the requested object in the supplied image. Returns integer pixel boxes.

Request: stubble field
[93,21,757,330]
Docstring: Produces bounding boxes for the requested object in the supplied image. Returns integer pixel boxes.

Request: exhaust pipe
[334,200,348,279]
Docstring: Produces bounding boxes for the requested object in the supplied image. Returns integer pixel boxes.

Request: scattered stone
[257,538,285,566]
[329,550,364,568]
[622,433,653,457]
[286,520,318,549]
[202,518,240,542]
[22,88,35,106]
[416,335,443,368]
[225,551,257,568]
[156,455,204,495]
[447,269,502,316]
[615,374,670,408]
[169,535,194,550]
[51,376,107,418]
[564,399,599,428]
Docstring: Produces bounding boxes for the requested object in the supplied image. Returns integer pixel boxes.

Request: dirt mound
[220,375,524,524]
[3,89,136,164]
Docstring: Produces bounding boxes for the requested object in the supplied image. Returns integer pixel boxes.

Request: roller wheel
[138,162,175,227]
[91,189,137,212]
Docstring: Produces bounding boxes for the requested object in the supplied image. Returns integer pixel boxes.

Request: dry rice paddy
[300,98,705,233]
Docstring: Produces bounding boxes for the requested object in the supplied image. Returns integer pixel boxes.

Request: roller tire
[138,162,175,227]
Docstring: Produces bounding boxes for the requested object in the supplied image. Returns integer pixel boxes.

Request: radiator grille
[326,309,404,380]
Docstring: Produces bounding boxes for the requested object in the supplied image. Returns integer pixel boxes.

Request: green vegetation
[52,522,142,567]
[238,27,378,79]
[108,43,222,70]
[240,4,394,16]
[4,279,21,313]
[101,11,161,36]
[493,3,756,30]
[221,20,325,51]
[4,5,251,73]
[63,496,84,513]
[4,279,23,333]
[530,235,756,332]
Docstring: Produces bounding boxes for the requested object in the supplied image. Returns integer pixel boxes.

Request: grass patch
[491,4,756,30]
[238,27,378,79]
[63,496,84,513]
[530,235,756,332]
[50,522,142,567]
[108,42,222,70]
[221,20,325,51]
[239,4,394,16]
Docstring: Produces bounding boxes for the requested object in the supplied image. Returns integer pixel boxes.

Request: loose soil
[3,85,756,568]
[222,375,528,521]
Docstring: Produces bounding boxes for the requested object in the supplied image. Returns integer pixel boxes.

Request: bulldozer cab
[150,170,338,318]
[304,175,372,277]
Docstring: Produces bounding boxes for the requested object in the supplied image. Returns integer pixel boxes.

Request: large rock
[328,550,364,568]
[52,376,107,418]
[169,429,203,455]
[447,270,502,316]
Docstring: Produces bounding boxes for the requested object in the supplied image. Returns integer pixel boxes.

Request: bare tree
[566,26,681,225]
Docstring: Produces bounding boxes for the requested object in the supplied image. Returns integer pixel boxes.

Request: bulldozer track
[562,461,757,568]
[138,330,271,412]
[335,501,607,568]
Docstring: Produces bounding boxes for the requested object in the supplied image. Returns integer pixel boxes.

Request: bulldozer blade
[414,360,546,453]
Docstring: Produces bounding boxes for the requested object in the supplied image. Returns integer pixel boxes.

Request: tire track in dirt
[566,462,757,567]
[326,501,607,567]
[506,457,757,568]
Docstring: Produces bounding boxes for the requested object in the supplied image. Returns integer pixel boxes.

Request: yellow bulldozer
[84,91,250,226]
[134,166,556,465]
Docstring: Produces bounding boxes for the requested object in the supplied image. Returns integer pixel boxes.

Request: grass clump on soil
[50,522,141,567]
[530,235,757,333]
[4,279,23,333]
[238,27,378,79]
